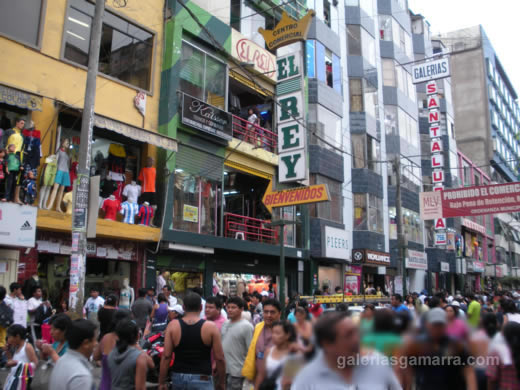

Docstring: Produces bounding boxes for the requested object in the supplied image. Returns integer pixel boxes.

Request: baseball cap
[451,301,460,307]
[261,291,269,297]
[169,304,184,315]
[427,308,447,325]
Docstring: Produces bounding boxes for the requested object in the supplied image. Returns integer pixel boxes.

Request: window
[347,25,362,56]
[308,40,341,92]
[384,106,397,135]
[354,194,383,233]
[179,41,227,109]
[347,25,375,66]
[352,134,366,169]
[323,0,331,27]
[325,49,333,87]
[310,176,342,223]
[316,41,327,83]
[349,79,363,112]
[310,105,342,150]
[382,59,396,86]
[306,40,316,78]
[351,134,381,173]
[379,15,392,41]
[0,0,44,47]
[64,0,154,91]
[389,207,423,243]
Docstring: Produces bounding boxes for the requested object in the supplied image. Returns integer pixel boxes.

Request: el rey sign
[231,29,276,81]
[277,53,307,182]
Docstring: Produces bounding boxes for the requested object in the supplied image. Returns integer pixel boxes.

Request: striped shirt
[138,204,154,226]
[120,201,139,224]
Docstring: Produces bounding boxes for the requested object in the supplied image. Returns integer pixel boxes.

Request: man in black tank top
[159,292,226,390]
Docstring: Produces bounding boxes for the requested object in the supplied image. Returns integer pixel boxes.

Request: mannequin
[138,201,154,226]
[138,156,157,206]
[122,180,141,204]
[119,277,134,309]
[47,139,70,210]
[61,190,73,214]
[6,118,25,204]
[39,155,57,209]
[119,200,139,224]
[102,195,119,221]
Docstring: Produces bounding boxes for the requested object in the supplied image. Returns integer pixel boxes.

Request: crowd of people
[0,281,519,390]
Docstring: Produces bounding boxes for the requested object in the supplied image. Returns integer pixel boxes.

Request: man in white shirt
[162,285,177,308]
[156,270,167,295]
[83,288,105,324]
[4,282,27,327]
[27,287,43,324]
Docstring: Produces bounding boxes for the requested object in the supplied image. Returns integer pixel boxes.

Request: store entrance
[214,273,278,299]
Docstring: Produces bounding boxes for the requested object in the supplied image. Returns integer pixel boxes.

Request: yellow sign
[183,205,198,223]
[258,11,315,51]
[262,180,329,213]
[300,295,390,303]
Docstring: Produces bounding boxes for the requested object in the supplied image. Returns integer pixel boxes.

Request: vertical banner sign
[277,52,307,182]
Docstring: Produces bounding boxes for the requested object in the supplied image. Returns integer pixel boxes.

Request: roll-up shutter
[176,145,223,182]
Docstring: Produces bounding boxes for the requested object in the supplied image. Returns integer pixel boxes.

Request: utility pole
[69,0,105,316]
[393,156,407,297]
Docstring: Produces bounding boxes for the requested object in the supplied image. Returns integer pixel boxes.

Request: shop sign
[422,182,520,218]
[262,180,329,212]
[496,265,503,277]
[394,276,403,295]
[406,250,428,270]
[474,261,485,273]
[323,226,350,261]
[181,93,232,141]
[466,260,474,273]
[0,85,42,111]
[0,203,37,248]
[447,232,456,251]
[37,235,137,262]
[435,232,447,245]
[344,264,361,294]
[277,52,307,182]
[420,191,442,220]
[183,205,199,223]
[440,261,450,272]
[352,249,391,266]
[412,57,451,84]
[258,11,315,51]
[231,29,276,81]
[461,218,486,235]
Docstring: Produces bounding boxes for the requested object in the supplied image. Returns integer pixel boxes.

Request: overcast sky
[408,0,520,95]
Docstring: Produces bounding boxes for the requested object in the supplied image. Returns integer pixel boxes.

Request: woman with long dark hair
[470,312,498,390]
[487,321,520,390]
[107,318,153,390]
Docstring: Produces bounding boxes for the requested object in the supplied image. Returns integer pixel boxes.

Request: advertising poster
[183,205,199,223]
[344,265,362,294]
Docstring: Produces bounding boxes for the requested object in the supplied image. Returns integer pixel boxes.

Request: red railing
[224,213,277,244]
[232,115,277,153]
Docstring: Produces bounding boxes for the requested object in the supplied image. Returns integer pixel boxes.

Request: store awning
[0,84,43,111]
[94,115,177,152]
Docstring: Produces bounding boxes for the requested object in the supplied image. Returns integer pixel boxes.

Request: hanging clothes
[107,143,126,175]
[22,129,41,170]
[66,161,78,192]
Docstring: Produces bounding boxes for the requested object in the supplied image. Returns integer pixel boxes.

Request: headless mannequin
[60,190,73,214]
[122,180,141,204]
[39,155,57,209]
[102,194,118,220]
[47,139,70,211]
[119,277,134,309]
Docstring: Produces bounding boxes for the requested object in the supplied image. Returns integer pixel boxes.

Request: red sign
[442,182,520,217]
[235,39,276,78]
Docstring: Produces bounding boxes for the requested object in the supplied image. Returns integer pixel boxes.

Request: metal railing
[224,212,278,244]
[232,115,277,153]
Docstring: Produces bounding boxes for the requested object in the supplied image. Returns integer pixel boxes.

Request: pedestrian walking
[3,325,38,390]
[35,313,72,362]
[205,296,226,331]
[108,318,154,390]
[487,321,520,390]
[132,288,153,333]
[48,319,97,390]
[159,292,226,390]
[221,297,254,390]
[98,294,118,340]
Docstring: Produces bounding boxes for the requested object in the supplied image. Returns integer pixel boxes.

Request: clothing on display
[55,148,70,186]
[6,128,23,153]
[66,161,78,192]
[41,157,57,187]
[102,197,120,221]
[123,182,141,204]
[21,176,37,205]
[138,167,156,193]
[120,201,139,224]
[138,203,154,226]
[22,129,41,170]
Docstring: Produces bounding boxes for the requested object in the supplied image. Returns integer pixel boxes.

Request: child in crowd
[0,148,7,201]
[5,144,22,202]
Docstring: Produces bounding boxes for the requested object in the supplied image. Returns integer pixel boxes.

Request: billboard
[412,57,450,84]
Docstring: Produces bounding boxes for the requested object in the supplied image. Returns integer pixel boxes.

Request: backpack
[0,301,14,328]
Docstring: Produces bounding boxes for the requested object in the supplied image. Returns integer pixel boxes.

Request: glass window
[0,0,44,47]
[352,134,366,169]
[382,59,396,86]
[364,79,378,118]
[323,0,331,27]
[332,54,342,94]
[239,2,266,47]
[354,194,367,230]
[384,106,397,135]
[64,0,154,91]
[325,49,333,88]
[361,27,376,67]
[310,105,342,150]
[306,40,316,78]
[345,0,359,5]
[367,136,381,174]
[392,19,400,47]
[360,0,373,16]
[179,42,226,109]
[310,176,342,223]
[349,79,363,112]
[379,15,392,41]
[316,41,326,83]
[368,194,383,233]
[347,25,361,56]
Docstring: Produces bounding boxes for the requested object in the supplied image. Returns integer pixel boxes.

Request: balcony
[232,115,277,154]
[224,213,278,244]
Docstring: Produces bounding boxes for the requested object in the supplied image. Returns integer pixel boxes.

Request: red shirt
[102,198,119,220]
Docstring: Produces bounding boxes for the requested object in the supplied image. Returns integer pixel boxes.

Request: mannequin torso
[119,278,134,309]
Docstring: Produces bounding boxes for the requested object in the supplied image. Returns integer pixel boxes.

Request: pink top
[446,318,469,340]
[211,314,226,331]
